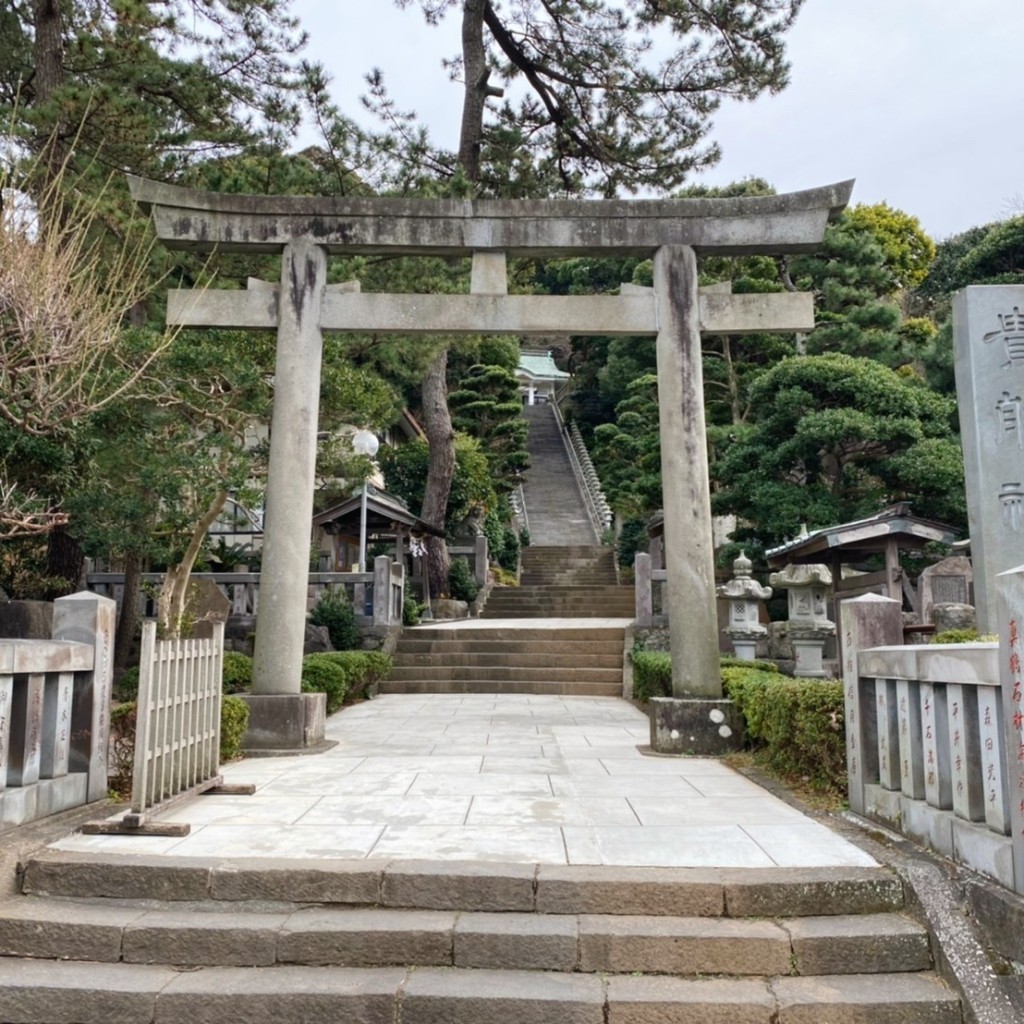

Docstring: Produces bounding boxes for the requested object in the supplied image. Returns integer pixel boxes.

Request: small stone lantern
[717,552,772,661]
[768,563,834,678]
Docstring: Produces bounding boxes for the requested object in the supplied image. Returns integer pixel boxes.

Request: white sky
[290,0,1023,240]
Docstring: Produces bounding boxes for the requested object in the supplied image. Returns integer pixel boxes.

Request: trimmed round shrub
[222,651,253,693]
[313,651,393,701]
[220,695,250,761]
[403,595,422,626]
[300,652,350,714]
[447,557,478,602]
[310,589,359,650]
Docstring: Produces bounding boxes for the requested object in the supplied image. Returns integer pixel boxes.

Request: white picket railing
[124,620,225,829]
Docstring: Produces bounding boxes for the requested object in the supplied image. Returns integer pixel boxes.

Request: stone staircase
[381,625,625,696]
[0,853,961,1022]
[521,403,598,545]
[482,545,634,619]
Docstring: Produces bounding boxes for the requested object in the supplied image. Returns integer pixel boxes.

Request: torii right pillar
[649,245,744,755]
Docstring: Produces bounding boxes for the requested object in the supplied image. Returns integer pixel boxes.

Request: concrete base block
[240,693,327,753]
[0,774,89,829]
[648,698,743,756]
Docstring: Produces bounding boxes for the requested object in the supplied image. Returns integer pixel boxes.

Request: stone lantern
[717,552,772,661]
[768,563,834,678]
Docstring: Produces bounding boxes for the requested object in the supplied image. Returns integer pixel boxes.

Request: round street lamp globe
[352,429,379,457]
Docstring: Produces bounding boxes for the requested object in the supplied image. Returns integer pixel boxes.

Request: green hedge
[220,695,250,760]
[630,652,846,794]
[723,665,845,794]
[222,651,253,693]
[300,650,393,713]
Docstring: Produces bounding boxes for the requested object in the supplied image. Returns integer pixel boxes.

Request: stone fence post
[996,564,1024,894]
[51,592,116,803]
[840,594,902,816]
[475,535,488,587]
[634,552,653,626]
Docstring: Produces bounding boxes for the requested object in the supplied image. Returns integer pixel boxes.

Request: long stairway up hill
[521,403,598,546]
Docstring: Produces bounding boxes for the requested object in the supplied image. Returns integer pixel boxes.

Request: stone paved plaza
[52,690,874,869]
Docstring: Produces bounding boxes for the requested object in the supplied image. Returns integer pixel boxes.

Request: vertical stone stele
[954,285,1024,633]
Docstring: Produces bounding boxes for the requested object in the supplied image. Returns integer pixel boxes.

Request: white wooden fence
[122,620,226,830]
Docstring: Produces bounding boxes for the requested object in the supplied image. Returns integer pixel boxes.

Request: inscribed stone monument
[954,286,1024,632]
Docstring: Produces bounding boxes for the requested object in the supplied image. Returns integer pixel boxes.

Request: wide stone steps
[385,623,627,695]
[0,856,960,1023]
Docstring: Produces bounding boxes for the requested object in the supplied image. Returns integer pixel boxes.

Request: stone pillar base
[792,639,828,678]
[239,693,331,756]
[648,697,743,756]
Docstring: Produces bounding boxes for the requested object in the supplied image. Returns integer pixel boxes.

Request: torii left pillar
[243,239,330,752]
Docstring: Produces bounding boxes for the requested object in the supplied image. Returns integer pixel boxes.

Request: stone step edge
[0,900,932,976]
[21,856,904,916]
[0,961,963,1024]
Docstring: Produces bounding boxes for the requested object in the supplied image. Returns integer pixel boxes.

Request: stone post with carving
[716,552,772,661]
[769,563,835,678]
[954,285,1024,633]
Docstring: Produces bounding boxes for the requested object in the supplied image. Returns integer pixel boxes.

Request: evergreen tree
[448,363,529,497]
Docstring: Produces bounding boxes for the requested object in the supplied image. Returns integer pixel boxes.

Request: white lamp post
[352,429,379,573]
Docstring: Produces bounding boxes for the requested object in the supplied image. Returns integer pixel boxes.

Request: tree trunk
[458,0,490,183]
[32,0,67,194]
[420,348,454,598]
[114,551,142,670]
[43,524,84,599]
[156,489,228,637]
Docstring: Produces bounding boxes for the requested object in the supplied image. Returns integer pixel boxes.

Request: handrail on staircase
[550,401,614,542]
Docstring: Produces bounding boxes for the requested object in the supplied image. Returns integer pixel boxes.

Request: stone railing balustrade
[87,556,404,628]
[634,552,668,627]
[843,590,1023,895]
[0,592,114,828]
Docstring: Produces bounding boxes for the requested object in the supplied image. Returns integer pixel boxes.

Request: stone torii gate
[129,177,852,753]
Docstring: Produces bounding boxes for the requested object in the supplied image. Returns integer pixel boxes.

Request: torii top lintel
[127,176,854,258]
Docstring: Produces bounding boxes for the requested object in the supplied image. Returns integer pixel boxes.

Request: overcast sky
[290,0,1022,241]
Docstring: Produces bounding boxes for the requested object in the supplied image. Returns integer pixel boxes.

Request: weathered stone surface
[278,907,454,966]
[209,858,382,904]
[605,975,775,1024]
[303,622,332,654]
[0,958,171,1023]
[535,866,723,917]
[382,860,536,912]
[238,692,326,751]
[773,973,961,1023]
[720,868,904,917]
[399,967,605,1024]
[0,600,53,639]
[932,603,977,633]
[649,697,744,755]
[156,964,405,1023]
[578,915,790,975]
[784,914,931,975]
[128,175,854,257]
[123,909,281,966]
[429,599,469,620]
[454,911,577,970]
[0,896,139,962]
[21,853,213,901]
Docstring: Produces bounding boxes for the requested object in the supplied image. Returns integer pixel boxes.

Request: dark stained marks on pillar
[288,246,322,330]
